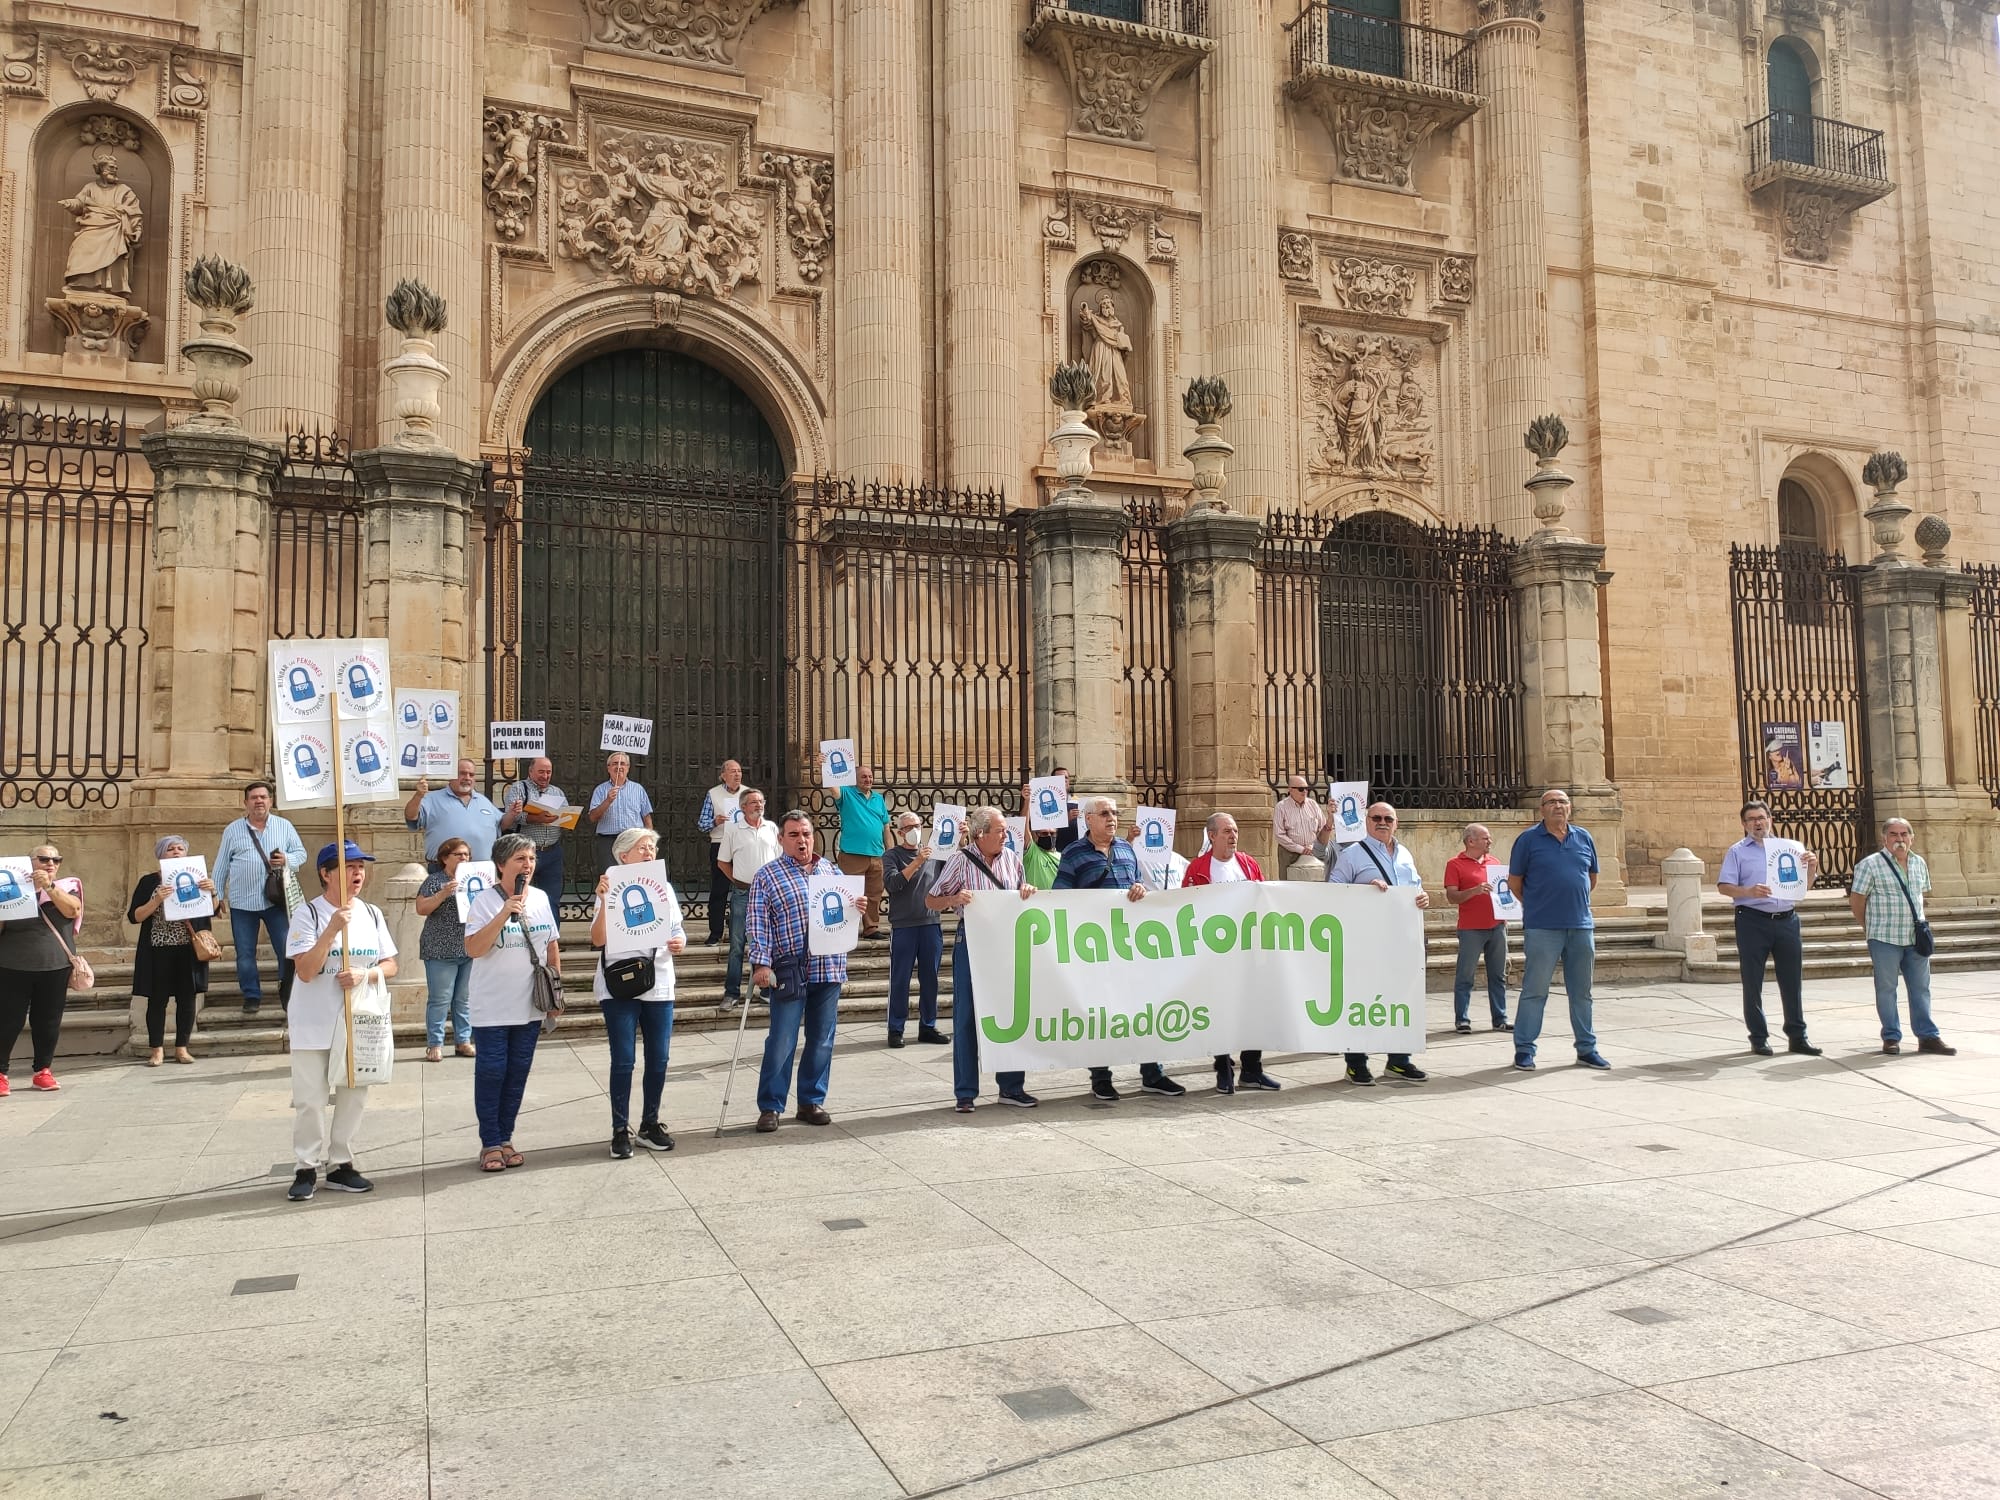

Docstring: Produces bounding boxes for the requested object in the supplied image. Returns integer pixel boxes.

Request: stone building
[2,0,1998,942]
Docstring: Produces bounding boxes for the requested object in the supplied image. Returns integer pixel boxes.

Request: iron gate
[1123,495,1176,808]
[1964,561,2000,809]
[269,429,363,641]
[1727,543,1872,883]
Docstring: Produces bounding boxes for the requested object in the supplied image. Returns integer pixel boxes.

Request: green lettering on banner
[1176,903,1200,957]
[1390,1002,1410,1026]
[1305,914,1344,1024]
[1367,999,1387,1026]
[1261,911,1304,951]
[993,909,1047,1044]
[1201,914,1236,953]
[1135,920,1174,959]
[1109,908,1135,960]
[1075,922,1108,963]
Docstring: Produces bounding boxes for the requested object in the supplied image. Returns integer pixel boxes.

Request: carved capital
[1024,7,1212,144]
[1331,256,1417,316]
[58,37,151,102]
[1477,0,1547,21]
[162,52,208,116]
[579,0,804,68]
[1311,93,1454,189]
[2,33,46,98]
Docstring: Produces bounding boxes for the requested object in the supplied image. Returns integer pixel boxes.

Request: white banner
[454,861,499,923]
[807,872,865,955]
[961,882,1425,1070]
[0,856,37,921]
[396,691,459,779]
[601,714,653,756]
[268,639,395,811]
[819,738,858,788]
[489,720,546,759]
[1328,782,1369,844]
[602,860,676,959]
[160,855,215,921]
[1027,776,1069,831]
[929,803,967,862]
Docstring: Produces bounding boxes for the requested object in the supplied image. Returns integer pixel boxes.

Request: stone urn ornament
[1523,413,1573,534]
[1914,513,1951,569]
[1048,361,1101,498]
[179,254,255,428]
[1861,450,1911,564]
[1181,376,1234,512]
[382,278,451,450]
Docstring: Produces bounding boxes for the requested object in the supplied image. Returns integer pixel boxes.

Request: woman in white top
[463,833,562,1173]
[590,826,686,1158]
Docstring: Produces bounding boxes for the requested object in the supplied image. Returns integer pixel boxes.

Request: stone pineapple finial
[1050,361,1096,414]
[1182,376,1235,512]
[1522,413,1573,535]
[1862,450,1913,565]
[384,278,448,336]
[1914,513,1951,568]
[179,254,255,429]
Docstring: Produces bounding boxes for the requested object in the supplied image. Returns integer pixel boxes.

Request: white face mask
[902,827,923,848]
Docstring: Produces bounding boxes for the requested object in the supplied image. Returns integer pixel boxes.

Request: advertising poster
[1808,721,1850,789]
[1762,722,1805,791]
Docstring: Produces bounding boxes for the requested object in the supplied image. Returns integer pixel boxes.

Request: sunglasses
[1368,815,1395,824]
[33,855,62,865]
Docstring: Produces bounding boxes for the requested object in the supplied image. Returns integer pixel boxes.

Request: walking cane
[715,972,760,1137]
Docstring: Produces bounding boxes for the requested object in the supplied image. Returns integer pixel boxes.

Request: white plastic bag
[336,970,395,1087]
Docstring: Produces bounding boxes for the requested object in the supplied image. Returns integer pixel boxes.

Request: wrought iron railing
[1285,2,1477,95]
[1122,495,1176,809]
[269,429,363,641]
[1032,0,1210,36]
[0,405,151,810]
[1965,562,2000,810]
[1745,111,1888,182]
[1259,509,1523,810]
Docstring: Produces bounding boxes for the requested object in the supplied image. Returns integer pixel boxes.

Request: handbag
[246,824,285,907]
[517,897,563,1031]
[41,906,93,992]
[191,927,222,963]
[768,949,810,1005]
[600,952,657,1001]
[1881,854,1935,958]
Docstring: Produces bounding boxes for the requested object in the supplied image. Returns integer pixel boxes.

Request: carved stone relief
[579,0,803,68]
[555,133,763,296]
[1322,98,1446,189]
[1278,232,1317,284]
[1304,329,1435,486]
[1331,257,1417,316]
[1781,187,1840,262]
[2,33,45,96]
[1437,255,1474,303]
[60,38,146,102]
[1022,7,1212,145]
[484,106,569,242]
[163,54,207,114]
[762,151,831,282]
[1081,199,1133,252]
[1477,0,1547,19]
[77,115,141,153]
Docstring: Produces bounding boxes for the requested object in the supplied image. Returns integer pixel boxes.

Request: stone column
[835,0,924,482]
[376,0,484,456]
[242,0,350,438]
[1030,498,1131,798]
[1655,848,1716,967]
[1205,2,1286,514]
[1476,2,1554,531]
[941,0,1019,499]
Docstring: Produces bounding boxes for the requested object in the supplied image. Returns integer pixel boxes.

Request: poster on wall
[1808,720,1850,788]
[1761,722,1805,792]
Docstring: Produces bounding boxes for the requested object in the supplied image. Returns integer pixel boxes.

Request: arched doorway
[518,346,788,913]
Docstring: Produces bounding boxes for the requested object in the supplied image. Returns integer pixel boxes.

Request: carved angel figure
[60,153,142,295]
[1078,293,1133,408]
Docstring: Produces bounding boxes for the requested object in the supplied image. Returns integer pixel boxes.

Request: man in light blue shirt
[402,758,503,861]
[588,752,655,880]
[212,779,307,1015]
[1717,799,1822,1056]
[1507,788,1607,1071]
[1324,801,1429,1086]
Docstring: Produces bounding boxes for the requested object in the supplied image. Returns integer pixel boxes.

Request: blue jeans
[472,1021,540,1148]
[724,887,752,1000]
[889,925,943,1033]
[1514,927,1597,1061]
[950,931,1024,1104]
[757,980,839,1113]
[529,840,564,915]
[1453,925,1509,1026]
[424,958,472,1047]
[1867,939,1936,1042]
[229,903,291,1006]
[602,998,673,1130]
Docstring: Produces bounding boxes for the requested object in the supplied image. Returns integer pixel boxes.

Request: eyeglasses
[1368,815,1395,824]
[1090,810,1118,819]
[32,855,62,865]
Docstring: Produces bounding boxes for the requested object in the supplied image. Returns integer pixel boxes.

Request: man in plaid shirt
[747,810,868,1131]
[1849,818,1955,1057]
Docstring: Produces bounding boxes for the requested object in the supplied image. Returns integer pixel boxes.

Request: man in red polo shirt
[1182,812,1280,1094]
[1444,823,1511,1034]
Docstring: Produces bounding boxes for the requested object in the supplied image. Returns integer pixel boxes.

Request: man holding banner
[1055,796,1185,1101]
[1182,813,1280,1094]
[1718,800,1822,1057]
[928,807,1036,1111]
[1326,802,1429,1085]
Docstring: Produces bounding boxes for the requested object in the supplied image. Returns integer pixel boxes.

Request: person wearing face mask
[881,811,947,1049]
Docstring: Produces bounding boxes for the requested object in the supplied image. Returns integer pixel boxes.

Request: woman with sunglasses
[126,835,217,1066]
[0,844,84,1095]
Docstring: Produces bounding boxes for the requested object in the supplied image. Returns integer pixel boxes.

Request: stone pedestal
[1656,847,1717,966]
[1029,498,1130,798]
[1284,854,1325,883]
[47,291,149,376]
[1163,509,1271,863]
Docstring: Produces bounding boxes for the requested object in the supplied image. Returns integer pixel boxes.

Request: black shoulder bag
[246,824,285,907]
[1879,854,1935,958]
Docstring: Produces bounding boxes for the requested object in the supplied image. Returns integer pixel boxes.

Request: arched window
[1766,40,1816,166]
[1777,478,1821,550]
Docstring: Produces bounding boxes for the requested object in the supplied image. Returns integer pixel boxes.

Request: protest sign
[1328,782,1369,844]
[332,641,392,717]
[1487,863,1520,922]
[1134,805,1177,887]
[820,738,858,789]
[1027,775,1069,831]
[0,856,37,921]
[602,714,653,756]
[807,873,865,956]
[270,642,335,723]
[396,691,459,778]
[338,716,403,806]
[161,856,215,921]
[454,861,498,922]
[268,638,394,811]
[1768,838,1811,901]
[602,860,677,959]
[489,720,546,759]
[1002,816,1026,858]
[929,803,967,862]
[961,882,1424,1070]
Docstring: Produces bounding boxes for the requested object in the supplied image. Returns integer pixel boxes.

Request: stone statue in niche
[1079,293,1133,408]
[60,151,141,294]
[1305,329,1434,484]
[1070,260,1147,459]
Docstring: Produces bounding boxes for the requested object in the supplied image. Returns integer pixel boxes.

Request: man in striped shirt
[746,810,867,1132]
[928,806,1039,1111]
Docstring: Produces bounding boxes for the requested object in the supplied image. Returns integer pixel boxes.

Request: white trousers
[291,1047,367,1172]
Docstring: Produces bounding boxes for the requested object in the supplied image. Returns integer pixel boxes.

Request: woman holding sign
[126,835,217,1066]
[590,826,685,1159]
[464,834,563,1172]
[414,837,477,1062]
[0,844,82,1095]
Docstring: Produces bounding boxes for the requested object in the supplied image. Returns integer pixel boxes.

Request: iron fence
[1123,496,1176,808]
[0,405,151,810]
[1746,111,1889,182]
[1033,0,1209,36]
[1965,562,2000,809]
[269,429,363,640]
[1285,3,1478,95]
[1259,508,1524,809]
[1727,543,1871,884]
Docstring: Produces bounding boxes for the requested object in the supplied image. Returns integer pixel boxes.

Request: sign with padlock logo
[1329,782,1369,844]
[602,859,676,959]
[453,860,499,923]
[395,691,459,779]
[276,726,336,804]
[807,872,864,956]
[1028,774,1070,832]
[489,720,546,759]
[0,856,37,921]
[160,855,215,921]
[268,639,397,810]
[341,722,399,797]
[601,713,653,756]
[270,643,336,723]
[1767,838,1810,902]
[1002,816,1027,858]
[819,737,858,789]
[928,803,968,863]
[333,642,392,716]
[1135,805,1178,889]
[1487,862,1520,923]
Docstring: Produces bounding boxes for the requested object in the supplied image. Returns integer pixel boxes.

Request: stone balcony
[1023,0,1215,144]
[1743,110,1896,262]
[1283,1,1481,189]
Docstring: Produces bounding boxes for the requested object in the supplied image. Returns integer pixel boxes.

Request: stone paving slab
[0,972,1996,1499]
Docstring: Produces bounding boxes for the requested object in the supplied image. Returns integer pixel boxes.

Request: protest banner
[395,691,459,778]
[808,873,865,955]
[602,714,653,755]
[489,720,546,759]
[602,860,677,959]
[1328,782,1368,843]
[960,881,1424,1070]
[820,738,858,789]
[161,855,215,921]
[1027,775,1069,831]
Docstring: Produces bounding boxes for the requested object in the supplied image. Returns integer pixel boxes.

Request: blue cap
[316,840,377,870]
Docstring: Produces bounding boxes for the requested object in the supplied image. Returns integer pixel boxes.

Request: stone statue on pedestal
[60,152,142,295]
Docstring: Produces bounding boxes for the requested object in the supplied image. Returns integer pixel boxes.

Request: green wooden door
[1767,42,1815,165]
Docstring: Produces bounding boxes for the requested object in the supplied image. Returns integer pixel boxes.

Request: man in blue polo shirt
[1506,788,1609,1071]
[403,759,503,862]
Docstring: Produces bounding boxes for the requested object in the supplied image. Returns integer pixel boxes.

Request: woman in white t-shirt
[590,826,686,1159]
[464,834,562,1173]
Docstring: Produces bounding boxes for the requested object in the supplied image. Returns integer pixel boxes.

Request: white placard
[1328,782,1370,844]
[489,720,546,758]
[807,872,864,955]
[331,640,392,717]
[269,639,396,812]
[339,714,403,806]
[602,859,676,960]
[928,803,967,862]
[1808,721,1850,789]
[454,860,499,922]
[1768,838,1811,902]
[1487,862,1520,923]
[270,642,337,724]
[396,691,459,779]
[1134,805,1178,888]
[819,738,858,789]
[160,855,215,921]
[1002,816,1027,858]
[601,714,653,756]
[275,723,338,808]
[1027,775,1070,831]
[0,856,37,921]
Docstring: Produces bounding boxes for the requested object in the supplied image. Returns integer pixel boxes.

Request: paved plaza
[1,969,1997,1500]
